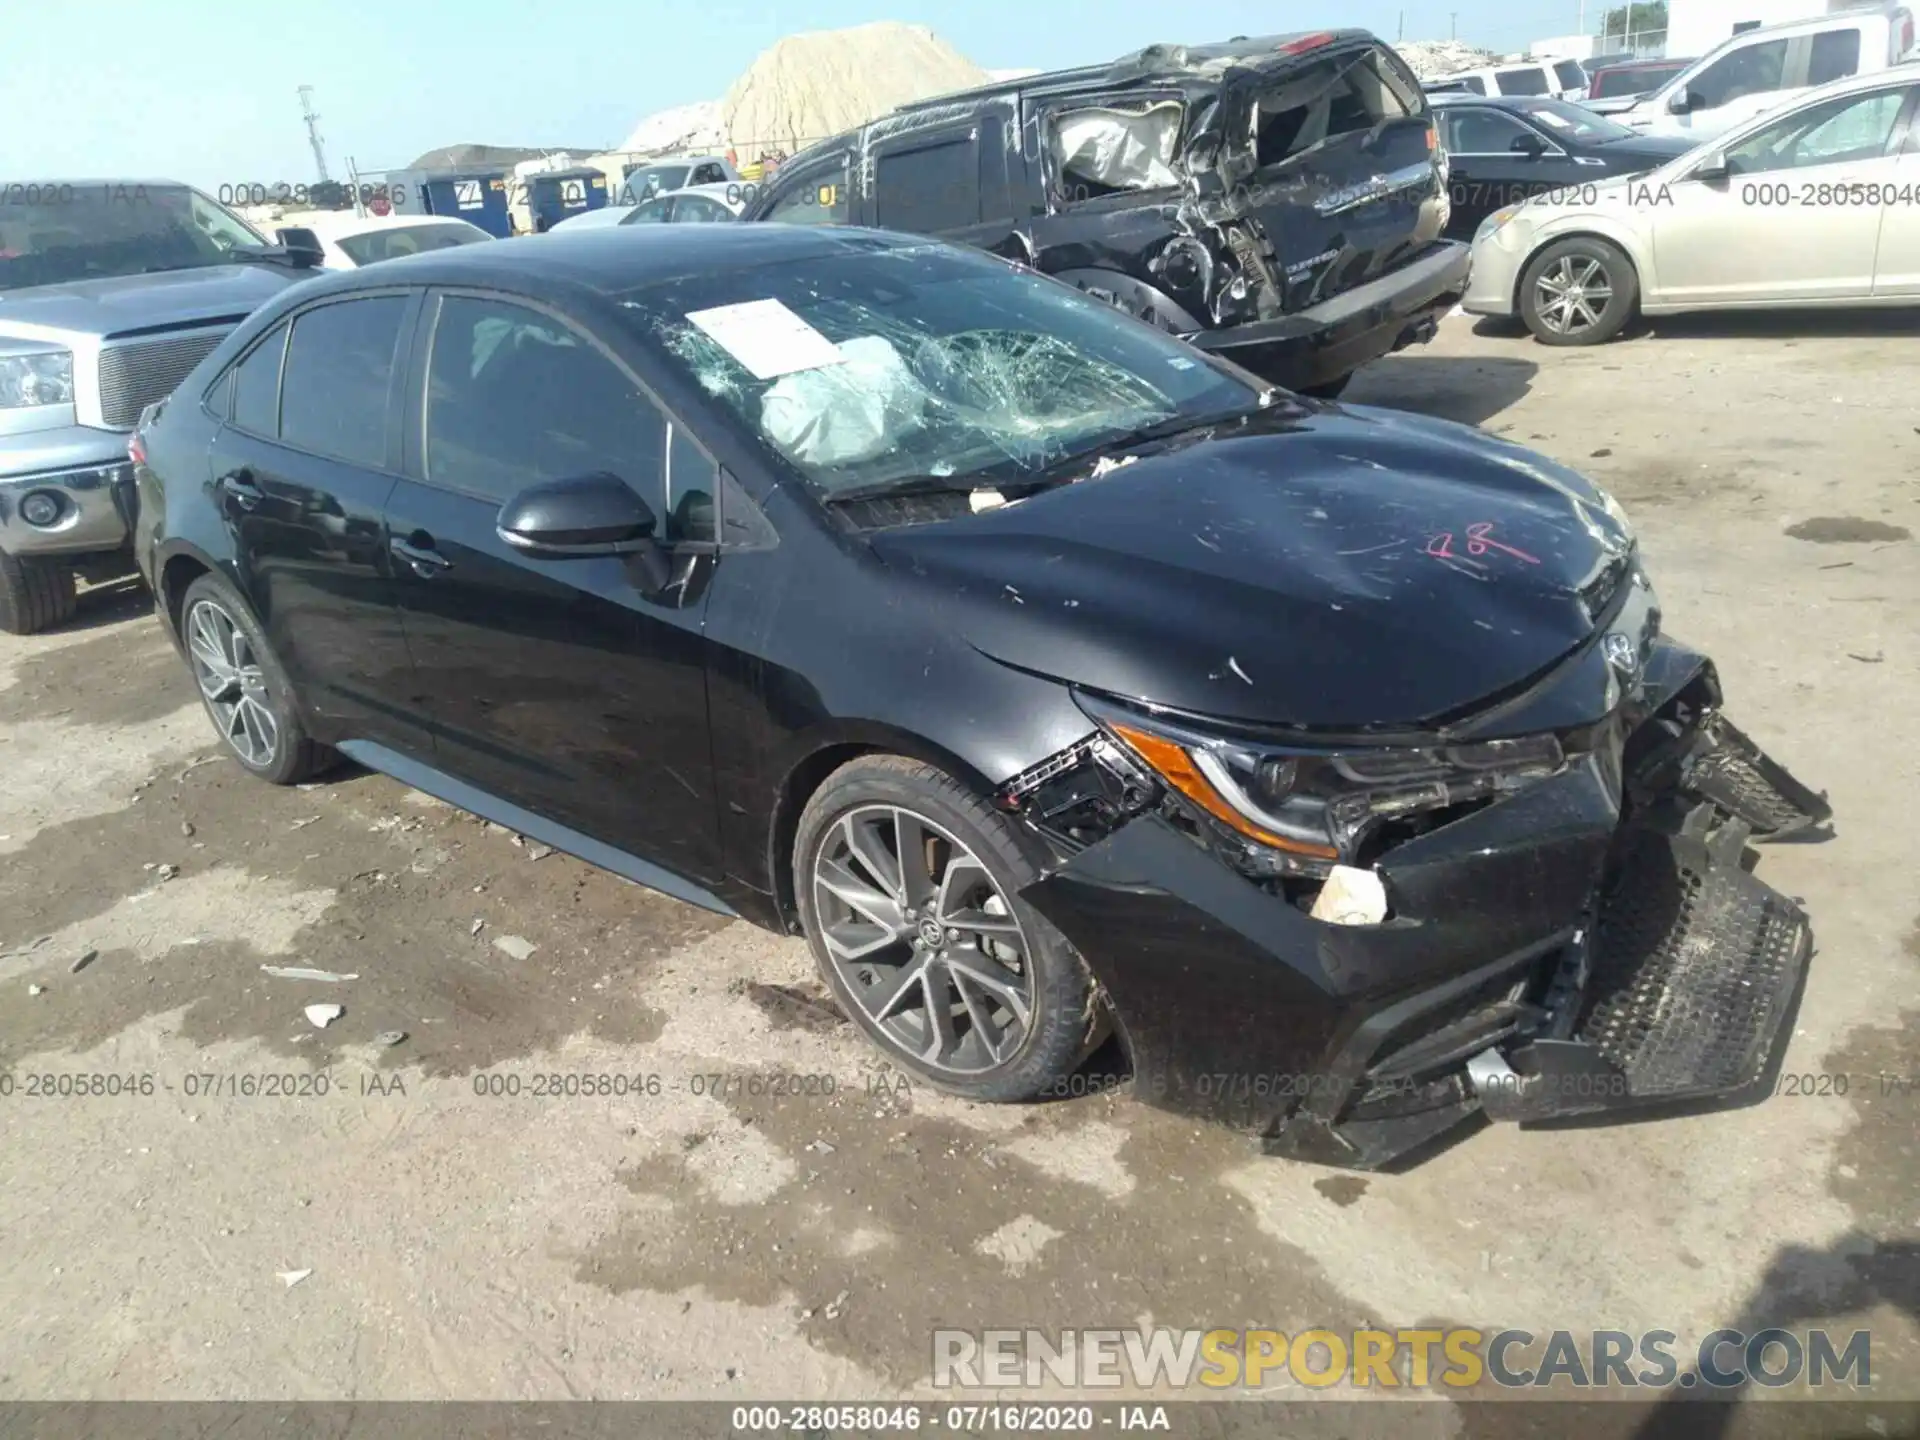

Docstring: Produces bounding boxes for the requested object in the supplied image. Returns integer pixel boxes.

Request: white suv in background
[1611,3,1916,140]
[1425,58,1590,100]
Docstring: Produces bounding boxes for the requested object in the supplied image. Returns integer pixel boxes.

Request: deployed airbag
[1050,102,1184,190]
[759,335,929,467]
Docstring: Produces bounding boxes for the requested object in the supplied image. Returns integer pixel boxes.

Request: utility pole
[298,86,331,184]
[1450,11,1458,38]
[1397,9,1404,40]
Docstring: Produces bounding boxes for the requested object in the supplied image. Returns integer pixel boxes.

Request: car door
[1649,83,1912,304]
[381,289,724,884]
[1439,106,1579,237]
[1870,85,1920,295]
[208,292,433,758]
[867,107,1031,263]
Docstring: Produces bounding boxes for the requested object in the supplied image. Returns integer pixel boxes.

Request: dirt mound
[619,100,727,159]
[721,21,990,164]
[1395,39,1500,79]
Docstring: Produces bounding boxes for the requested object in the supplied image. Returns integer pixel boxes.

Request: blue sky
[9,0,1600,188]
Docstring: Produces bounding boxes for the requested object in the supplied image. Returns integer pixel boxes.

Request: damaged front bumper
[1008,645,1830,1170]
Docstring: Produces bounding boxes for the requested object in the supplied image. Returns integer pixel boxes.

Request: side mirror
[1666,86,1696,115]
[1690,149,1731,183]
[496,473,657,557]
[275,226,326,269]
[1509,132,1548,158]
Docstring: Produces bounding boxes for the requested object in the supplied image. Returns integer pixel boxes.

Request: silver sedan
[1462,65,1920,344]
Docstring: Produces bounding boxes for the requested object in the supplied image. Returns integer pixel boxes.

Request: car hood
[0,264,302,341]
[869,403,1635,730]
[1593,133,1697,167]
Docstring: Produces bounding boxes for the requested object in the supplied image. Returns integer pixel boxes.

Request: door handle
[218,469,263,511]
[390,534,453,577]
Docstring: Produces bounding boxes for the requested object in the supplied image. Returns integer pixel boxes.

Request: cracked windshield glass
[629,243,1261,497]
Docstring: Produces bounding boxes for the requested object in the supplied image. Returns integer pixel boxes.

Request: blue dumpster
[417,171,513,237]
[526,168,610,233]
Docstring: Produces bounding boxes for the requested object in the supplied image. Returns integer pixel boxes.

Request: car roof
[281,210,486,238]
[1696,1,1905,47]
[888,29,1379,113]
[291,223,922,299]
[1590,56,1691,70]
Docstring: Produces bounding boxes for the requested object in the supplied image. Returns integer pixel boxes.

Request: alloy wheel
[1533,255,1614,336]
[810,804,1035,1076]
[185,598,280,768]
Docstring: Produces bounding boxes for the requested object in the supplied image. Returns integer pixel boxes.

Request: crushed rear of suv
[742,31,1470,398]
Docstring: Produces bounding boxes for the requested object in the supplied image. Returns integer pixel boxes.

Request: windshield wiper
[820,473,989,506]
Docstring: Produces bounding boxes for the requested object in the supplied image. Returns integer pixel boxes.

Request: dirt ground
[2,309,1916,1419]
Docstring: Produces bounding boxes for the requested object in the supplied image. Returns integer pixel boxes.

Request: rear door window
[1047,99,1185,199]
[1808,27,1864,85]
[278,296,408,468]
[1553,60,1587,90]
[874,130,982,231]
[1496,67,1552,95]
[1688,38,1789,108]
[229,322,288,438]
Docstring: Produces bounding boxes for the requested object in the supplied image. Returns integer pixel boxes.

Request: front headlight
[1473,204,1524,245]
[0,346,76,409]
[1080,695,1567,875]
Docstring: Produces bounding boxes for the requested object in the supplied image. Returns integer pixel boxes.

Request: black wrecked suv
[132,225,1826,1170]
[741,30,1470,398]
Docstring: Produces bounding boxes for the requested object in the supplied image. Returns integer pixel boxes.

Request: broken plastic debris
[1310,866,1389,927]
[27,984,45,997]
[374,1030,408,1048]
[303,1003,344,1029]
[525,843,556,861]
[969,489,1008,512]
[276,1268,313,1289]
[685,298,847,380]
[71,950,98,974]
[262,966,358,983]
[1089,454,1139,480]
[493,935,538,961]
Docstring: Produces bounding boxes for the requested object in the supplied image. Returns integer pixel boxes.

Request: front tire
[1520,237,1638,346]
[794,755,1102,1102]
[0,550,78,635]
[179,573,331,785]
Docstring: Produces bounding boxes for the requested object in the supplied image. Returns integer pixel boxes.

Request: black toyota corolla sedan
[1431,94,1694,239]
[128,224,1828,1169]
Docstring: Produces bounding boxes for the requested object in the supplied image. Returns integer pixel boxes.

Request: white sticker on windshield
[1534,112,1573,130]
[684,298,846,380]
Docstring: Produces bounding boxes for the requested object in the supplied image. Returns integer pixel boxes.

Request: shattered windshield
[0,185,267,290]
[623,242,1259,500]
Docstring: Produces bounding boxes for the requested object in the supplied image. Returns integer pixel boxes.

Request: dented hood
[869,404,1635,730]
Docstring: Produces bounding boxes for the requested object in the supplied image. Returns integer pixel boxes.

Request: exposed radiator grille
[97,328,230,429]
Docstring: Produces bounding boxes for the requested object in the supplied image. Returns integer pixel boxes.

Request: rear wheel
[1520,237,1638,346]
[0,549,78,635]
[794,756,1103,1101]
[179,573,332,785]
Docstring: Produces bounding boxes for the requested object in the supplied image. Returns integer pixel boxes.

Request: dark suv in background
[741,31,1470,398]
